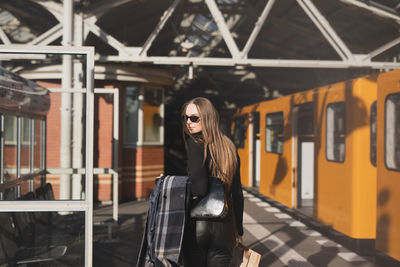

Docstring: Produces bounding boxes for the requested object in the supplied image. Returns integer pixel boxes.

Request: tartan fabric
[154,175,188,266]
[137,175,189,267]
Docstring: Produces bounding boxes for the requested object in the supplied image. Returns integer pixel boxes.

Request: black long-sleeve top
[186,137,244,236]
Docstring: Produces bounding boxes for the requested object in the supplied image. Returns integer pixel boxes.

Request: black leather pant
[182,212,236,267]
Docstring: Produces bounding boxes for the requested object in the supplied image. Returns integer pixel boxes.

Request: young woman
[181,97,244,267]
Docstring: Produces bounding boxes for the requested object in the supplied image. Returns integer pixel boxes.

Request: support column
[60,0,73,200]
[72,12,83,200]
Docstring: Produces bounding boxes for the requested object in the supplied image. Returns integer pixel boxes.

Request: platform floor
[92,188,400,267]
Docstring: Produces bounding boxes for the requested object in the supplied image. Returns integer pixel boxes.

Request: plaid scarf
[154,175,188,266]
[138,175,189,267]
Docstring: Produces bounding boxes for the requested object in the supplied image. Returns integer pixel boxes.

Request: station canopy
[1,0,400,108]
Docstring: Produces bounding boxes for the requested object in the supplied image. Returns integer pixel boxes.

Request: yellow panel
[258,97,293,208]
[350,77,377,239]
[314,76,377,239]
[376,69,400,261]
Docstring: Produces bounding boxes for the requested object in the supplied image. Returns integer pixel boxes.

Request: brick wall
[121,146,164,200]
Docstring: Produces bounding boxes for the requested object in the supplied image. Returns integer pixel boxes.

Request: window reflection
[385,93,400,170]
[326,102,346,162]
[124,86,140,145]
[143,88,162,143]
[4,115,17,182]
[266,112,284,154]
[0,211,85,265]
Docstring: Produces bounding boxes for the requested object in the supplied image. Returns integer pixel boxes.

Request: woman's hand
[236,235,244,246]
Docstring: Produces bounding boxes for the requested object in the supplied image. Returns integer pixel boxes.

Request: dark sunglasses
[183,115,200,123]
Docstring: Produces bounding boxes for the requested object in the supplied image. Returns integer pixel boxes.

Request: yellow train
[233,70,400,262]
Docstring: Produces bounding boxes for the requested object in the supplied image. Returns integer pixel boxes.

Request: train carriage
[233,74,378,252]
[376,69,400,261]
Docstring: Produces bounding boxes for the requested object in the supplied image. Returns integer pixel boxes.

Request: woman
[181,97,244,267]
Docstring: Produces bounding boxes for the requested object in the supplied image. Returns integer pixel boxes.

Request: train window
[143,88,163,144]
[266,112,284,154]
[124,86,140,146]
[385,93,400,171]
[370,101,377,166]
[326,102,346,162]
[233,115,247,148]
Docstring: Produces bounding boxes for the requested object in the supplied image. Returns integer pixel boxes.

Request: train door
[376,70,400,261]
[295,103,314,214]
[251,112,261,187]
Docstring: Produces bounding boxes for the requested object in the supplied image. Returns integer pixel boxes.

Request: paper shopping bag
[230,243,261,267]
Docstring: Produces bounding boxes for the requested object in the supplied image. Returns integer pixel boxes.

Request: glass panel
[4,115,17,182]
[370,101,377,166]
[385,93,400,170]
[20,118,32,176]
[266,112,284,154]
[143,88,162,143]
[33,119,43,171]
[124,86,140,145]
[0,211,84,266]
[4,115,16,143]
[233,115,247,149]
[1,176,47,201]
[326,102,346,162]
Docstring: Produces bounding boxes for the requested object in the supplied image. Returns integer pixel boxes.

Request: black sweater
[186,137,244,236]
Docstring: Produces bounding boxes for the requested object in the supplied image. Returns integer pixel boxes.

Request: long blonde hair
[182,97,238,186]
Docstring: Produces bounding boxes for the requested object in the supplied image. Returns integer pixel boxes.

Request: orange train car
[233,74,378,250]
[376,69,400,262]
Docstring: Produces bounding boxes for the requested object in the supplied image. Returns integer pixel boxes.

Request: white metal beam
[0,28,11,45]
[204,0,240,59]
[241,0,276,59]
[28,23,63,45]
[363,36,400,61]
[340,0,400,23]
[297,0,353,60]
[140,0,181,56]
[84,17,130,56]
[95,55,400,69]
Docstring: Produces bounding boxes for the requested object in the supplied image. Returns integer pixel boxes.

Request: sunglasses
[183,115,200,123]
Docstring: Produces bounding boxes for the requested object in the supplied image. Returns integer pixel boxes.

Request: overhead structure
[1,0,400,103]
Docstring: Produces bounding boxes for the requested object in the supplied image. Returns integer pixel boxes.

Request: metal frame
[3,0,399,69]
[0,45,95,267]
[93,88,119,222]
[46,87,119,222]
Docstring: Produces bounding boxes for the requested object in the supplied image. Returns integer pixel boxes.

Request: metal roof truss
[6,0,400,69]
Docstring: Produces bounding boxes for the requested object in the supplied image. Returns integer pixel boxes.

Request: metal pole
[85,46,95,267]
[42,119,46,186]
[72,13,83,200]
[60,0,74,200]
[30,119,34,192]
[112,89,119,222]
[16,117,21,198]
